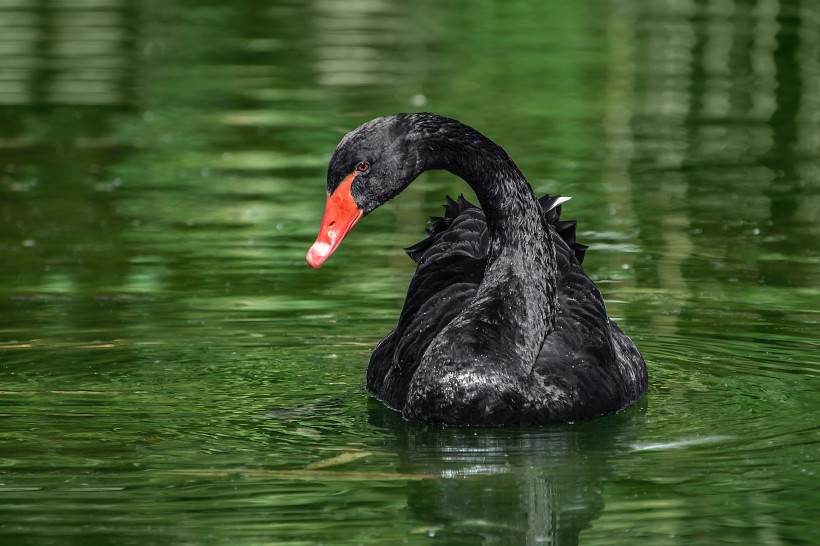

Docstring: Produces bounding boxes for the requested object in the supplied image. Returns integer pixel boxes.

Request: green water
[1,0,818,544]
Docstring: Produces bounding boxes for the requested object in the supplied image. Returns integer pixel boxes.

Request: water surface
[1,0,818,544]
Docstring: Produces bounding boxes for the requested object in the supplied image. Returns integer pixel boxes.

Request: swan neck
[422,124,560,364]
[428,128,545,257]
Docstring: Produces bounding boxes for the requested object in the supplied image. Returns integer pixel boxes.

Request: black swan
[306,113,647,426]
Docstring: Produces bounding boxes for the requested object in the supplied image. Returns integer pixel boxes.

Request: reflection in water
[312,0,426,89]
[0,0,135,106]
[622,0,819,332]
[372,400,647,545]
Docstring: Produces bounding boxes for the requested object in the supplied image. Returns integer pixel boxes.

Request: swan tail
[538,194,587,264]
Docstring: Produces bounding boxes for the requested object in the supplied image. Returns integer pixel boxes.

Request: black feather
[406,193,587,265]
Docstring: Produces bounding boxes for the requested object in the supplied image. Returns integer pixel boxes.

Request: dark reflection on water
[371,399,647,545]
[1,0,818,544]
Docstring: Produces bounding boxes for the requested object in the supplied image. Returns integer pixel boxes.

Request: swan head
[307,114,435,268]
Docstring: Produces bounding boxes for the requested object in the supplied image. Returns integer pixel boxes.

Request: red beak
[306,173,364,269]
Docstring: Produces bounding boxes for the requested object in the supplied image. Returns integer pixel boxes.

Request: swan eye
[355,162,370,173]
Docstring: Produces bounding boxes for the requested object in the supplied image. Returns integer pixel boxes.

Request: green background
[1,0,818,544]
